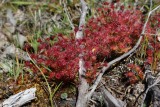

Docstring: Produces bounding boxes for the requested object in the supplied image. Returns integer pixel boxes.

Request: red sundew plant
[24,2,160,83]
[24,3,143,82]
[122,63,145,85]
[24,35,80,81]
[82,3,143,72]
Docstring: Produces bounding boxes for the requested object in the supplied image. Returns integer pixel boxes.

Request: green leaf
[31,40,39,53]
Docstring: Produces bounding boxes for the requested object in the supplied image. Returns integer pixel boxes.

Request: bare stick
[76,0,89,107]
[76,0,88,39]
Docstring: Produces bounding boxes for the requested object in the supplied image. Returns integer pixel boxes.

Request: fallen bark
[0,88,36,107]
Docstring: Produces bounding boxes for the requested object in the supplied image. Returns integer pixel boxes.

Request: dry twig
[75,0,89,107]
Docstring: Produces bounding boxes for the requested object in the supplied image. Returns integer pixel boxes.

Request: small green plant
[138,36,149,59]
[7,56,24,82]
